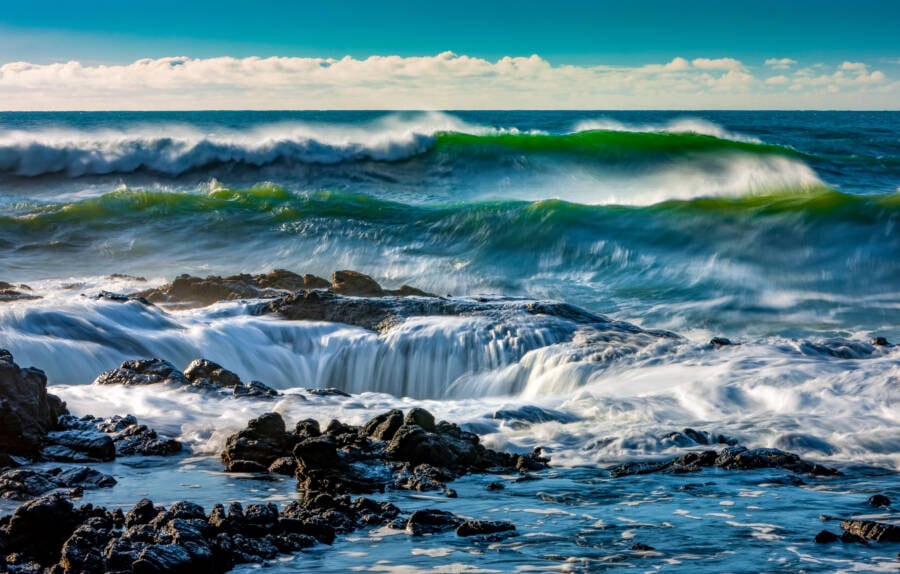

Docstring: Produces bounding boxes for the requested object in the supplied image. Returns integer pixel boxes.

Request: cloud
[0,53,894,110]
[765,58,798,69]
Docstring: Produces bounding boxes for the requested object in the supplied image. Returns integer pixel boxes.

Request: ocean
[1,110,898,572]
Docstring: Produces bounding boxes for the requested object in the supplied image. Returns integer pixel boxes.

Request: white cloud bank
[0,52,896,110]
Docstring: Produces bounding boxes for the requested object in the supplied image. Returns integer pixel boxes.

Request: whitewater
[1,110,899,572]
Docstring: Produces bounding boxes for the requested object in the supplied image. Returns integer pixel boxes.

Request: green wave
[432,130,807,160]
[4,185,898,233]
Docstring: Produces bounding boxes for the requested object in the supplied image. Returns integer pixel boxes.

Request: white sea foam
[2,292,897,470]
[571,117,762,143]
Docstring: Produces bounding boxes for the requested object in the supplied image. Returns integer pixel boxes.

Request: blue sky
[1,0,898,109]
[3,0,898,64]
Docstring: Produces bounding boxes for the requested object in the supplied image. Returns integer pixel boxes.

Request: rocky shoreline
[1,270,898,571]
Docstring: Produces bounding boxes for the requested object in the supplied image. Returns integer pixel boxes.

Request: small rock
[404,408,436,432]
[629,542,656,551]
[867,494,891,507]
[814,530,840,543]
[456,519,516,537]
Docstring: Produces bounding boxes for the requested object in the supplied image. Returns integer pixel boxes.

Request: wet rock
[840,519,900,542]
[52,414,181,458]
[43,428,116,462]
[126,499,164,528]
[292,436,382,494]
[492,405,576,428]
[221,412,300,473]
[404,509,462,536]
[710,337,733,347]
[456,519,516,537]
[404,407,436,432]
[867,494,891,507]
[608,446,840,478]
[486,481,505,491]
[660,428,738,448]
[629,542,656,551]
[331,270,385,296]
[304,387,352,398]
[0,350,68,458]
[59,516,116,574]
[267,456,297,476]
[2,493,83,563]
[393,463,454,492]
[94,358,189,386]
[364,409,404,441]
[134,270,331,307]
[0,282,40,302]
[814,530,840,543]
[0,466,114,500]
[871,336,890,346]
[183,359,242,390]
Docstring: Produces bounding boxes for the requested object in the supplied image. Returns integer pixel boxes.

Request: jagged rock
[94,359,189,386]
[456,519,516,537]
[0,465,115,500]
[331,270,385,296]
[59,516,116,574]
[840,519,900,542]
[660,428,738,448]
[221,412,299,473]
[2,493,83,563]
[133,270,330,307]
[183,359,242,389]
[43,428,116,462]
[404,408,436,432]
[0,282,40,302]
[0,350,68,458]
[492,405,576,428]
[363,409,404,441]
[608,446,840,478]
[51,414,181,458]
[404,509,462,536]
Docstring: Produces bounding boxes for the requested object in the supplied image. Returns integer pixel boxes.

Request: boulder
[0,350,68,458]
[404,509,461,536]
[840,519,900,542]
[221,412,299,472]
[183,359,242,390]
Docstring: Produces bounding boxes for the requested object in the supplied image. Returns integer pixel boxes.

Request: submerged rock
[0,350,69,459]
[456,519,516,537]
[0,467,116,500]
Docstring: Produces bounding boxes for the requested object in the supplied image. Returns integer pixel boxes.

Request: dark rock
[492,405,576,428]
[294,419,321,440]
[814,530,840,543]
[840,519,900,542]
[486,481,505,491]
[660,428,738,448]
[840,531,869,545]
[233,380,280,399]
[59,516,115,574]
[305,387,352,398]
[268,456,297,475]
[867,494,891,507]
[404,408,436,432]
[183,359,242,389]
[871,336,890,346]
[0,350,68,458]
[92,290,153,306]
[405,509,462,536]
[52,414,181,458]
[125,499,163,528]
[456,519,516,537]
[630,542,655,551]
[221,412,299,473]
[0,282,40,302]
[364,409,404,441]
[608,446,840,478]
[2,493,83,563]
[43,428,116,462]
[710,337,733,347]
[94,358,189,386]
